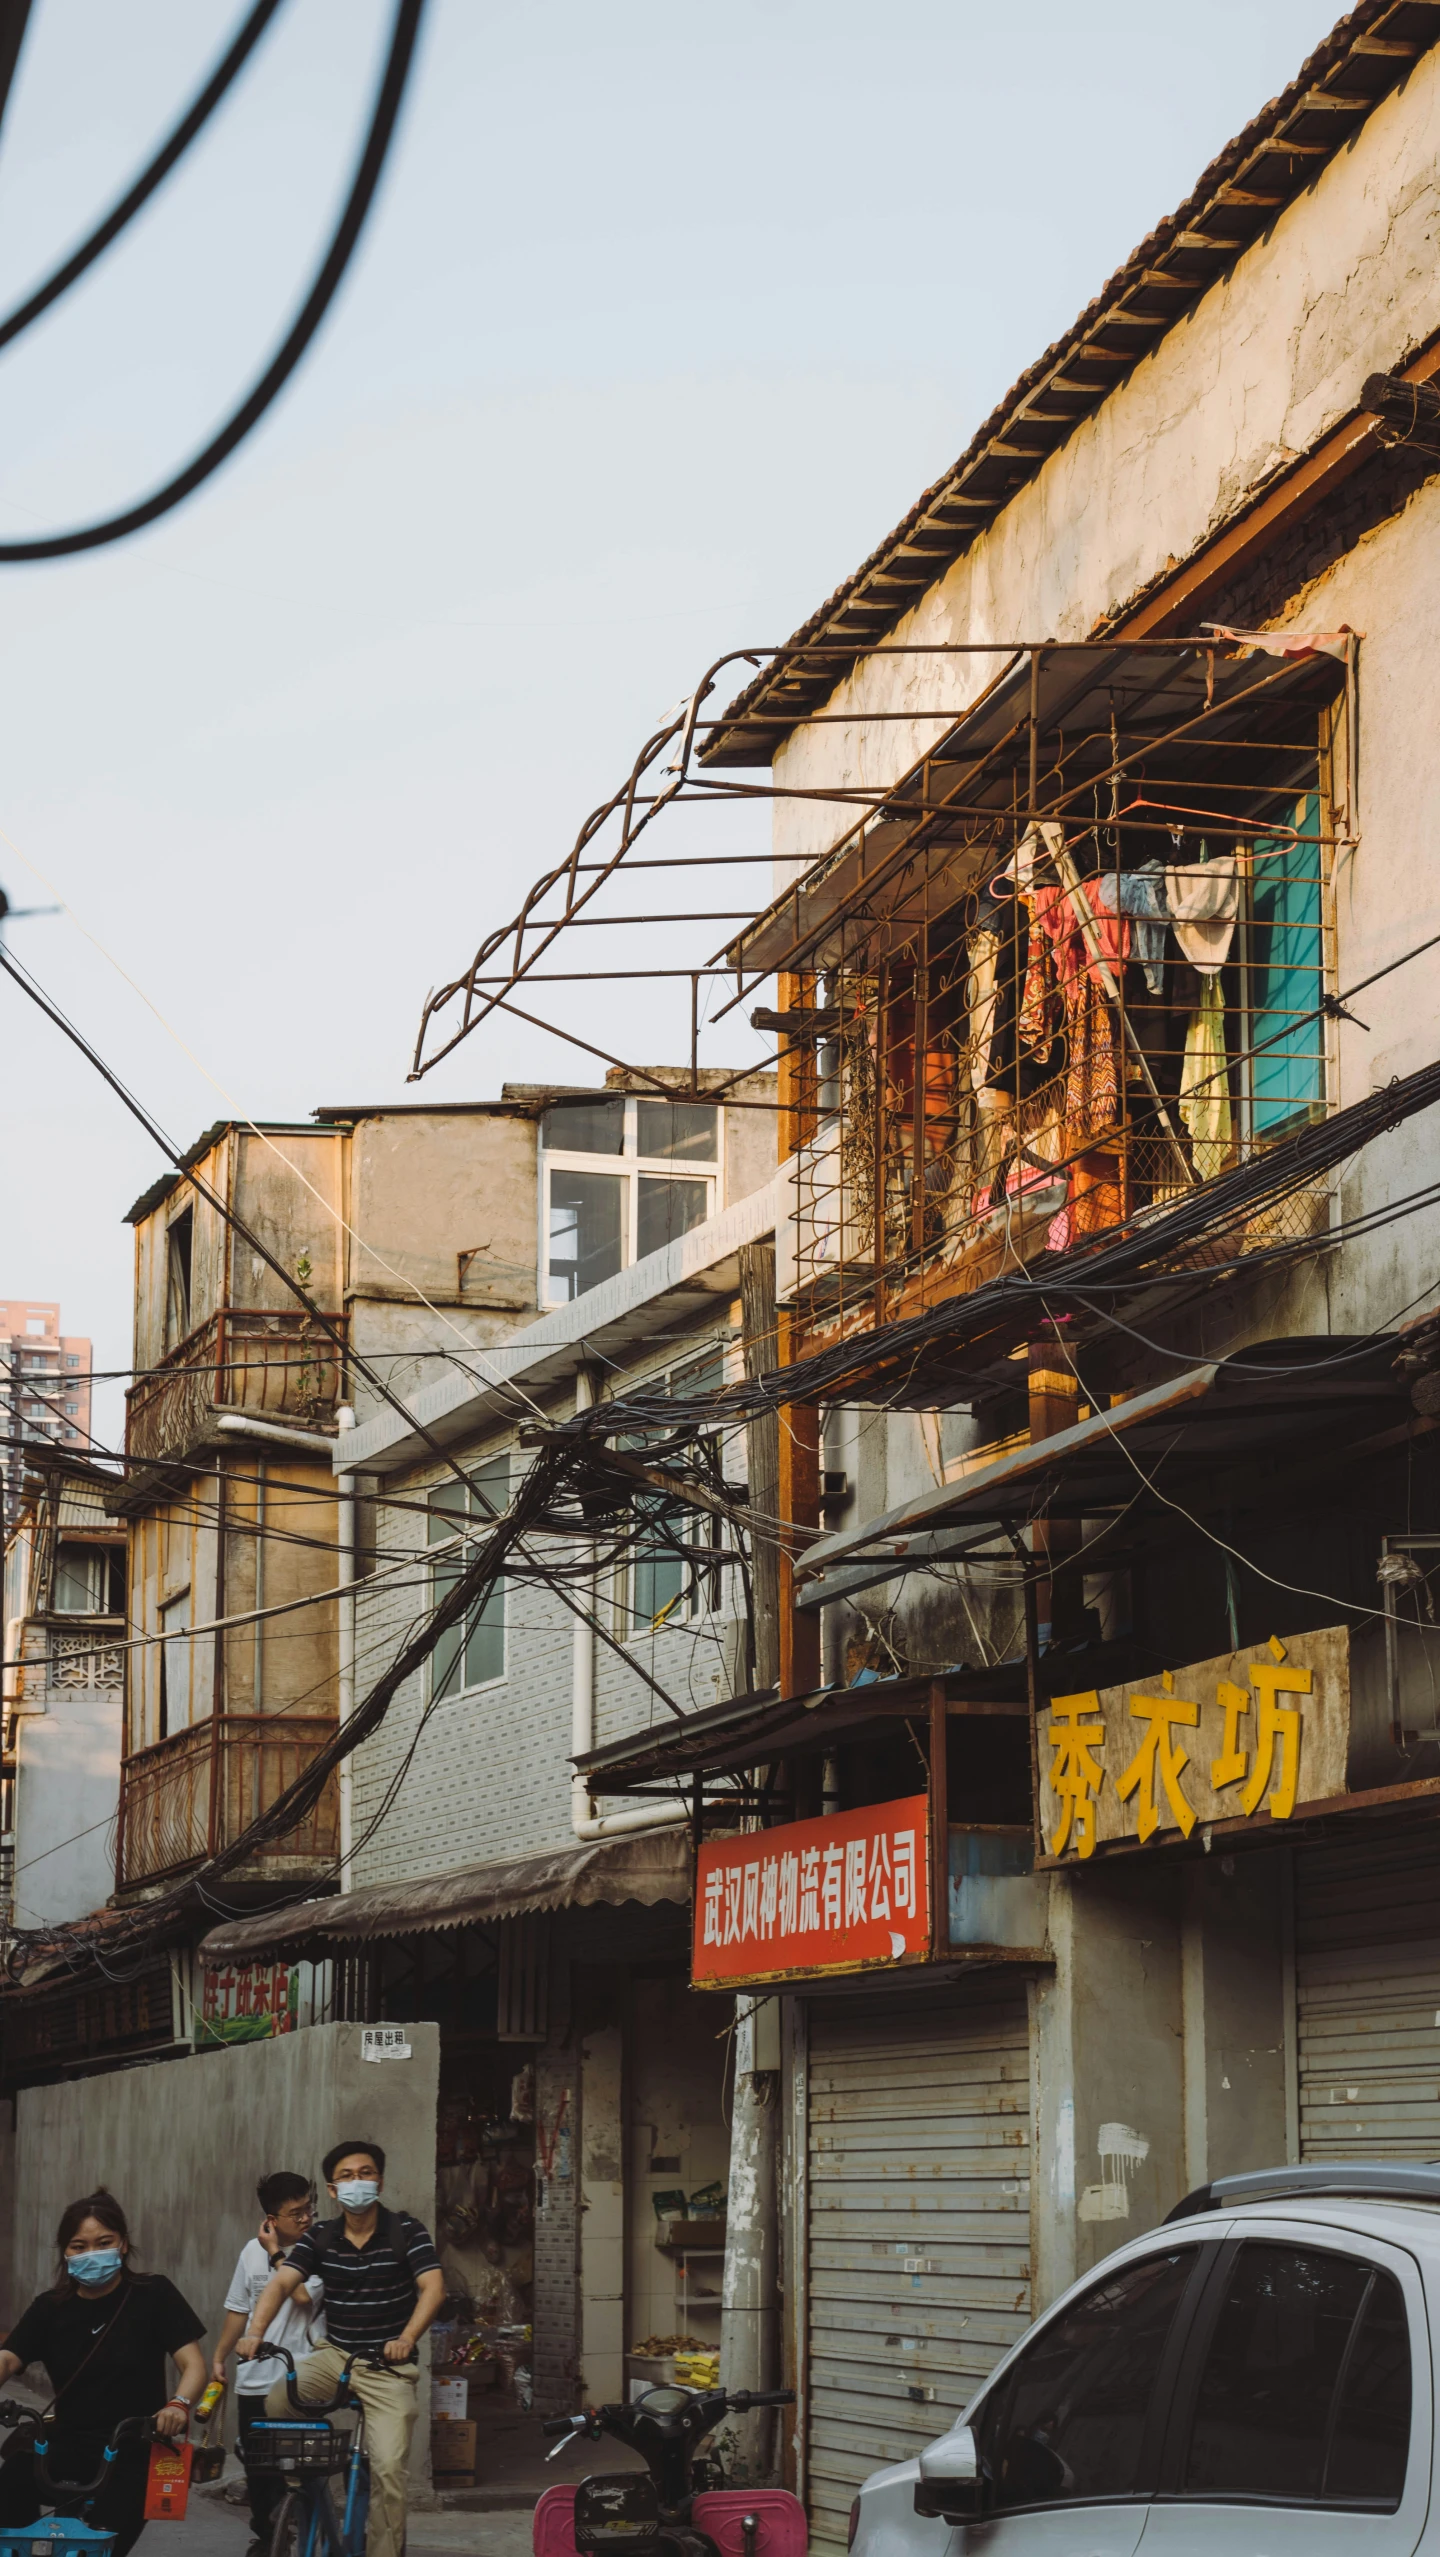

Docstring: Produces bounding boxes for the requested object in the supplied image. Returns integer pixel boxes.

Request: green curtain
[1251,791,1323,1135]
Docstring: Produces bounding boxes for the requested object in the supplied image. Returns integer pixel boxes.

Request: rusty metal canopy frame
[410,633,1351,1340]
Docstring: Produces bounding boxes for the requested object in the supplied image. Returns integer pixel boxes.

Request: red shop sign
[693,1793,931,1988]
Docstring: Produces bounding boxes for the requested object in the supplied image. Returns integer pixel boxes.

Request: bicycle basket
[242,2422,349,2478]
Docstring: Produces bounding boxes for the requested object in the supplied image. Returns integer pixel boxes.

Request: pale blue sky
[0,0,1342,1440]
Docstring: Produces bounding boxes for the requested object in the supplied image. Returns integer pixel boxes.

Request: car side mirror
[914,2425,988,2522]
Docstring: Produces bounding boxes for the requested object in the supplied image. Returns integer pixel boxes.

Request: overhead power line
[0,0,426,561]
[0,0,287,358]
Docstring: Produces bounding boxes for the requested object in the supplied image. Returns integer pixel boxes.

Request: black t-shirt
[5,2276,205,2438]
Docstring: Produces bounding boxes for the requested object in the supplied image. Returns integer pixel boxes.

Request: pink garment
[1033,875,1129,990]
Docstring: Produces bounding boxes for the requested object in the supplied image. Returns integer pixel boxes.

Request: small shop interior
[373,1904,728,2477]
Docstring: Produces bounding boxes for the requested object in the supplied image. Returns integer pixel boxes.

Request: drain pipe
[336,1406,357,1891]
[569,1365,685,1844]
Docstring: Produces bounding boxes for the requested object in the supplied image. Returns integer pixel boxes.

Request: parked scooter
[535,2384,805,2557]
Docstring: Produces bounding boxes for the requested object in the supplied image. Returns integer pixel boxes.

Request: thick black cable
[0,1,287,359]
[0,0,424,561]
[0,939,689,1739]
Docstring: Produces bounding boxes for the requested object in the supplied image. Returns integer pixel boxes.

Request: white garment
[1164,851,1240,974]
[225,2237,326,2395]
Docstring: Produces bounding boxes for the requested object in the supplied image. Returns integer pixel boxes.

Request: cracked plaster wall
[771,44,1440,876]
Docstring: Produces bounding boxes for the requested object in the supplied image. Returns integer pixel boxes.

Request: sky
[0,0,1344,1447]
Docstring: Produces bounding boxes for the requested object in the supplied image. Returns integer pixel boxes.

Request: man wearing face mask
[238,2140,443,2557]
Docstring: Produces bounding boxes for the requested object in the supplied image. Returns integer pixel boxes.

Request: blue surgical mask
[335,2179,378,2211]
[69,2248,123,2289]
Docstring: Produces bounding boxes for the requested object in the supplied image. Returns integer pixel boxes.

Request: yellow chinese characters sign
[1041,1626,1350,1860]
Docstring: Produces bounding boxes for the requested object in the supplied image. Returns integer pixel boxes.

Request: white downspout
[569,1365,685,1843]
[336,1406,356,1891]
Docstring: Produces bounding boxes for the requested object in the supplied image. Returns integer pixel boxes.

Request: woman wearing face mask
[0,2189,207,2557]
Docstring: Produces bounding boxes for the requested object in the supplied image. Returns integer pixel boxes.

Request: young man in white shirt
[213,2173,326,2554]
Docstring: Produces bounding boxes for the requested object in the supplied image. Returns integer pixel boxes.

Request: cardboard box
[431,2378,469,2421]
[430,2419,478,2478]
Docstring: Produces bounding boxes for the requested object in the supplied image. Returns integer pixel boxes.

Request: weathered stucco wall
[12,1682,122,1926]
[770,42,1440,872]
[348,1111,540,1314]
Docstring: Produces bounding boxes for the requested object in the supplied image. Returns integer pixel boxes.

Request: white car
[850,2164,1432,2556]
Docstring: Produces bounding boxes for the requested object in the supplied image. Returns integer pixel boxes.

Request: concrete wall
[12,1683,122,1926]
[11,2023,440,2469]
[1032,1854,1289,2313]
[769,45,1440,869]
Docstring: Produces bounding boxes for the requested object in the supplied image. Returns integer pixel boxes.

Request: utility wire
[0,0,425,560]
[0,0,287,358]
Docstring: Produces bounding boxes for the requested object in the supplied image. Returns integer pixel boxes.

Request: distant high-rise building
[0,1301,93,1524]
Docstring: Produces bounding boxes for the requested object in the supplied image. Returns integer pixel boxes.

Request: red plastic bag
[143,2440,192,2520]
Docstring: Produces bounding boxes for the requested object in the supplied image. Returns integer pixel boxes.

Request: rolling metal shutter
[1297,1831,1440,2160]
[804,1986,1032,2553]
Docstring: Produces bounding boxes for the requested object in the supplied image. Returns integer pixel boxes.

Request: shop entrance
[431,2033,538,2473]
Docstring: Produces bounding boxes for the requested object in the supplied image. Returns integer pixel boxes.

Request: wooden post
[777,1303,821,1698]
[929,1677,949,1959]
[1028,1325,1081,1645]
[740,1241,781,1694]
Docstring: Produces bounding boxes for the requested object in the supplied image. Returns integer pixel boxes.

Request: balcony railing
[117,1713,338,1889]
[126,1308,346,1464]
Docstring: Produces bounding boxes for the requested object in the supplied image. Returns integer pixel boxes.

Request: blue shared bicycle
[0,2396,156,2556]
[243,2345,389,2557]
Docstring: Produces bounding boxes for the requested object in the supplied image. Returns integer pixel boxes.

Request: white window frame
[539,1095,723,1309]
[427,1455,510,1702]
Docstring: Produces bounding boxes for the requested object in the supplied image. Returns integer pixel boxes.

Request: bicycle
[240,2345,389,2557]
[0,2396,157,2554]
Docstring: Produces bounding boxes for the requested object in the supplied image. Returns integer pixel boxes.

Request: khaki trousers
[265,2344,418,2557]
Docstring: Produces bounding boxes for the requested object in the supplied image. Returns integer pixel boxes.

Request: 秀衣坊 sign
[1041,1626,1350,1861]
[692,1793,931,1988]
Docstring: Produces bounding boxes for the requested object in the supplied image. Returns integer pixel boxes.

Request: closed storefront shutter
[804,1985,1032,2553]
[1297,1830,1440,2159]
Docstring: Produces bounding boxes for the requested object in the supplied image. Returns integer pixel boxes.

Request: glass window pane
[637,1175,709,1259]
[1324,2270,1410,2507]
[549,1170,625,1298]
[976,2248,1196,2511]
[53,1547,101,1612]
[1183,2243,1369,2502]
[636,1100,718,1162]
[633,1498,686,1630]
[542,1097,625,1154]
[429,1460,507,1697]
[1251,792,1324,1137]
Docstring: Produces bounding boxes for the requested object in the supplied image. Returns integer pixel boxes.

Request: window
[165,1208,194,1347]
[53,1546,106,1613]
[429,1457,508,1698]
[158,1588,191,1739]
[974,2248,1198,2511]
[541,1097,720,1306]
[549,1168,625,1300]
[618,1348,728,1636]
[1180,2242,1409,2509]
[1250,792,1326,1137]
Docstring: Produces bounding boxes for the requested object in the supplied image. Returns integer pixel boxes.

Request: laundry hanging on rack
[1095,862,1168,994]
[1179,976,1232,1178]
[1164,849,1241,973]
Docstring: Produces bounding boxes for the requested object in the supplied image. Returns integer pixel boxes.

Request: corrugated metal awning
[197,1828,691,1965]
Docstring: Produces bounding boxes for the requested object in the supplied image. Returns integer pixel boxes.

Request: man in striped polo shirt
[239,2139,445,2557]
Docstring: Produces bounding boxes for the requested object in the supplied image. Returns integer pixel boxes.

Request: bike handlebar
[262,2343,397,2414]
